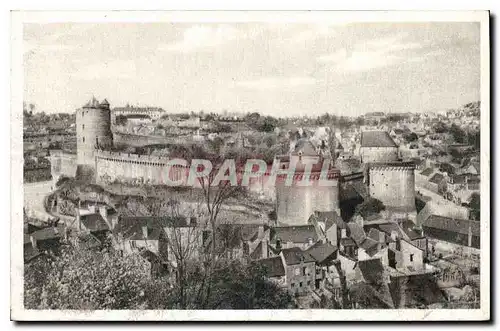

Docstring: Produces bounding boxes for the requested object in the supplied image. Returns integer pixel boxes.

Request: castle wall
[368,165,416,212]
[95,151,189,186]
[360,146,399,163]
[76,107,113,166]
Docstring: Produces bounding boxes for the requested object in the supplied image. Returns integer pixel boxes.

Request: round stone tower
[76,97,113,180]
[275,139,341,226]
[366,161,417,221]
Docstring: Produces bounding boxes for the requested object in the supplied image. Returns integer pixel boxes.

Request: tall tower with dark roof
[76,97,113,179]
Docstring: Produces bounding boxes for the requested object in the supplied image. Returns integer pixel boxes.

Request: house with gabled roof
[269,225,318,252]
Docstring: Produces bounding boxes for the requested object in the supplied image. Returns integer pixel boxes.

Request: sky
[23,22,481,117]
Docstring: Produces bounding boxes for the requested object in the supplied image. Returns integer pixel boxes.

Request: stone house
[269,225,318,252]
[280,247,317,295]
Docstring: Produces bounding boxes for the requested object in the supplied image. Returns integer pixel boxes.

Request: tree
[355,198,386,218]
[25,247,150,309]
[467,130,480,150]
[450,124,467,144]
[403,132,418,143]
[433,121,448,134]
[257,116,278,133]
[245,112,261,123]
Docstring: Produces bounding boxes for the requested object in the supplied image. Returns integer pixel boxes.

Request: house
[428,173,446,194]
[256,256,286,286]
[280,247,317,295]
[305,241,338,288]
[113,216,203,266]
[78,213,110,241]
[351,258,395,308]
[307,210,345,246]
[359,131,399,164]
[462,161,480,175]
[269,225,318,252]
[421,214,480,249]
[24,224,66,263]
[213,224,270,260]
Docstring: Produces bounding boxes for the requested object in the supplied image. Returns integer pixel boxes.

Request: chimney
[30,235,37,249]
[142,225,148,239]
[378,230,385,244]
[341,228,347,239]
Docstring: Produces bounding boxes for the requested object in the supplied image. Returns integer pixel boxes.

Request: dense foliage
[25,247,294,310]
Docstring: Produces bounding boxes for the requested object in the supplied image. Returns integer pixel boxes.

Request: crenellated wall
[367,163,416,214]
[95,150,189,186]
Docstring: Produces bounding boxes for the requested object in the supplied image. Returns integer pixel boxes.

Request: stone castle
[50,98,417,226]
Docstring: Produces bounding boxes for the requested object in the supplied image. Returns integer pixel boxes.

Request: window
[291,283,295,288]
[307,281,311,286]
[82,124,85,130]
[299,282,303,288]
[410,254,414,262]
[294,268,300,276]
[302,267,307,276]
[82,137,85,143]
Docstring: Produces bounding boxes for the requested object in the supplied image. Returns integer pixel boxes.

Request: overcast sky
[23,22,480,117]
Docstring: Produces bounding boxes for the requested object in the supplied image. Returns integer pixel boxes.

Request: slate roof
[309,210,345,230]
[429,173,445,184]
[347,222,366,245]
[270,225,318,244]
[75,233,102,250]
[361,131,397,148]
[257,256,285,277]
[24,245,42,262]
[367,228,394,243]
[340,237,356,247]
[399,221,425,240]
[81,213,109,232]
[114,216,190,240]
[378,223,407,240]
[29,225,65,242]
[422,215,480,237]
[358,258,385,284]
[358,237,379,256]
[305,242,338,264]
[250,242,264,260]
[281,247,316,265]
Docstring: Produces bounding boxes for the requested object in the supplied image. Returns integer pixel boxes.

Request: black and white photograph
[10,10,490,321]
